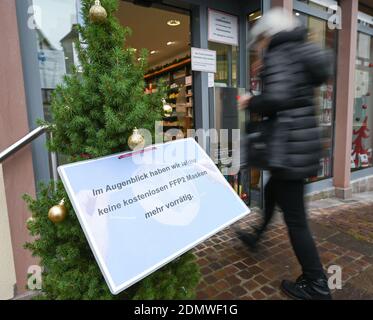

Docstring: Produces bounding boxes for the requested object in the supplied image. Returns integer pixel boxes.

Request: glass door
[247,10,264,208]
[294,11,338,182]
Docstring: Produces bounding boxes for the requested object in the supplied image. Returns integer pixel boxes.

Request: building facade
[0,0,372,299]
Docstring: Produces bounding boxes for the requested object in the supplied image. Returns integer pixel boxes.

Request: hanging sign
[191,47,217,73]
[208,73,215,87]
[58,138,250,294]
[208,9,239,46]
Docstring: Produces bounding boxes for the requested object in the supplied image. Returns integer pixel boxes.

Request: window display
[352,29,373,170]
[144,57,194,141]
[117,2,193,142]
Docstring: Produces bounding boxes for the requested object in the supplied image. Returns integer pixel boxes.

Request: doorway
[117,1,194,141]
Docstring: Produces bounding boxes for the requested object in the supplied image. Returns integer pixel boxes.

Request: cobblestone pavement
[193,192,373,300]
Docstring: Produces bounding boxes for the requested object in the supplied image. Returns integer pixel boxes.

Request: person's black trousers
[259,176,326,281]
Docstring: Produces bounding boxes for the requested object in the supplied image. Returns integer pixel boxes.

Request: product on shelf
[144,57,194,138]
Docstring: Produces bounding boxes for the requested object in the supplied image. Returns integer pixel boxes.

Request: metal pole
[49,131,59,182]
[0,126,47,163]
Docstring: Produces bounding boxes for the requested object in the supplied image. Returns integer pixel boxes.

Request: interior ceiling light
[150,50,158,55]
[167,41,176,46]
[167,19,181,26]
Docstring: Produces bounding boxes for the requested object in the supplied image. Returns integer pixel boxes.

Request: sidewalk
[193,192,373,300]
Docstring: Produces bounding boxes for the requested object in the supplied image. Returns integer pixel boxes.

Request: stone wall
[305,175,373,202]
[351,175,373,194]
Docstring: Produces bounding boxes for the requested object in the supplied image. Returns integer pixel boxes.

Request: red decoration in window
[352,116,370,167]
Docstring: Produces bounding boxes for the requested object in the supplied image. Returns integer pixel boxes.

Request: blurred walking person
[238,8,332,300]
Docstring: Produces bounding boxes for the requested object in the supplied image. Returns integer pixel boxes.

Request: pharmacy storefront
[23,0,373,206]
[20,0,262,207]
[1,0,373,298]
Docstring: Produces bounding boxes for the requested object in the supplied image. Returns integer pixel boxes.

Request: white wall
[0,164,17,300]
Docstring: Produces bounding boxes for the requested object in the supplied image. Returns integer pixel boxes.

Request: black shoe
[235,230,260,251]
[281,275,332,300]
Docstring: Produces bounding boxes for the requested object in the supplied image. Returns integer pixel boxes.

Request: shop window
[296,0,337,12]
[248,11,262,97]
[34,0,79,120]
[33,0,79,170]
[358,2,373,28]
[352,29,373,171]
[247,8,337,197]
[208,42,238,87]
[247,10,263,206]
[295,12,337,182]
[117,2,193,141]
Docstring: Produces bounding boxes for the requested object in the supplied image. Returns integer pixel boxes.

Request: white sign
[58,138,250,294]
[208,73,215,88]
[191,47,216,73]
[208,9,239,46]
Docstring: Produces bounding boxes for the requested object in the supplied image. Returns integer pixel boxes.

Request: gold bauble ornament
[48,199,68,224]
[162,98,173,117]
[26,216,35,229]
[89,0,107,24]
[128,127,145,150]
[27,216,35,223]
[163,103,173,117]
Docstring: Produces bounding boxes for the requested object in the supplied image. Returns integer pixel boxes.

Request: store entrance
[117,1,193,141]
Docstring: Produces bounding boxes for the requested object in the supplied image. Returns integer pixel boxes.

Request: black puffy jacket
[249,27,332,180]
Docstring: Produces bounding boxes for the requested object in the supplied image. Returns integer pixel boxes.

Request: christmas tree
[24,0,200,300]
